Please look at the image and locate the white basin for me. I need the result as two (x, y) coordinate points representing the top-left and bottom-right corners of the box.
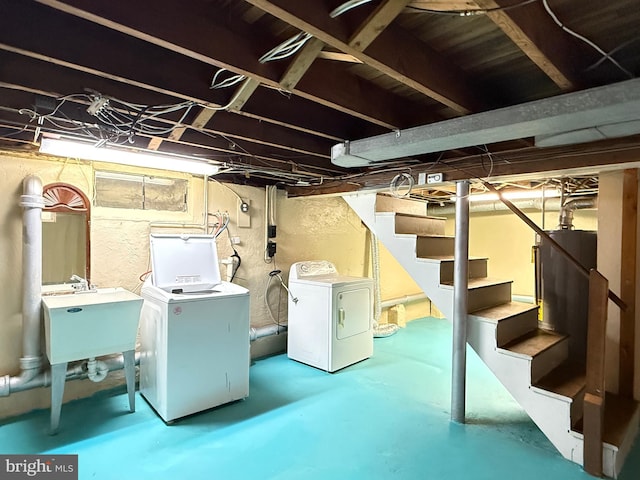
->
(42, 287), (143, 364)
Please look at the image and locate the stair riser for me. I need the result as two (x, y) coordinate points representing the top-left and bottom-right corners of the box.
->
(495, 310), (539, 348)
(571, 390), (585, 428)
(395, 216), (446, 236)
(531, 339), (569, 383)
(376, 195), (426, 215)
(439, 259), (488, 283)
(468, 283), (512, 312)
(416, 237), (454, 257)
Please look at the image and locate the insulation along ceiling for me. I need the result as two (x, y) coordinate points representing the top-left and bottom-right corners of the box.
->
(331, 78), (640, 167)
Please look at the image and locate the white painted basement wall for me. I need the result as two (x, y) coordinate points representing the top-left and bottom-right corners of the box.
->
(0, 152), (429, 420)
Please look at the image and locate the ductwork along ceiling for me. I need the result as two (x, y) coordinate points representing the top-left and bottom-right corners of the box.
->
(0, 1), (639, 196)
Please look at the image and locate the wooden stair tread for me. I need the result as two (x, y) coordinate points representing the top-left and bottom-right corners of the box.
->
(420, 255), (488, 261)
(533, 362), (586, 399)
(441, 277), (512, 289)
(416, 234), (454, 239)
(394, 212), (446, 221)
(470, 301), (537, 321)
(500, 328), (567, 358)
(573, 393), (640, 447)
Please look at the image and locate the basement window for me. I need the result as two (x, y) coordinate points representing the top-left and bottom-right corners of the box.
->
(94, 171), (188, 212)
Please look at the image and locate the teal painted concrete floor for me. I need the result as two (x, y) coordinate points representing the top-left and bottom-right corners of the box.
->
(1, 317), (639, 480)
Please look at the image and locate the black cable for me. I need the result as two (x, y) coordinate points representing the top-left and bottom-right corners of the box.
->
(230, 250), (241, 282)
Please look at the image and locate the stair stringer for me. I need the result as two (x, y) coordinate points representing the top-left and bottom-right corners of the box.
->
(467, 318), (584, 466)
(343, 193), (586, 472)
(344, 193), (454, 320)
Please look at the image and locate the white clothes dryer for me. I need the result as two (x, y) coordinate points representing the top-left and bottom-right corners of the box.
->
(287, 261), (373, 372)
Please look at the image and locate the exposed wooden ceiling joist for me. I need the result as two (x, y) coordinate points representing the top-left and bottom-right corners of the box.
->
(279, 37), (325, 92)
(0, 55), (335, 161)
(35, 0), (431, 129)
(244, 0), (484, 114)
(348, 0), (413, 51)
(473, 0), (579, 90)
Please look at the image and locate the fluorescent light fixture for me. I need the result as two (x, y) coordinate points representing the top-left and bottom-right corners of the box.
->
(39, 137), (219, 176)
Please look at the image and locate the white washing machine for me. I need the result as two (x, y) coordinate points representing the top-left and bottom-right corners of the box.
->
(287, 261), (373, 372)
(139, 234), (250, 423)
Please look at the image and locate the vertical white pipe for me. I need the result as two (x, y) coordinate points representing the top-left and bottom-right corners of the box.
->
(19, 175), (45, 379)
(452, 180), (469, 424)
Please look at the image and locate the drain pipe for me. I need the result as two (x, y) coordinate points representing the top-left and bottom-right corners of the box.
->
(86, 358), (109, 382)
(0, 176), (46, 396)
(250, 325), (287, 342)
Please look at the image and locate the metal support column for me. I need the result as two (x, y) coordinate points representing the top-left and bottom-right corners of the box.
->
(452, 180), (469, 423)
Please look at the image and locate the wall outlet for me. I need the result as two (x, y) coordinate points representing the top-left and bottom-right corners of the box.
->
(237, 199), (250, 228)
(427, 173), (444, 184)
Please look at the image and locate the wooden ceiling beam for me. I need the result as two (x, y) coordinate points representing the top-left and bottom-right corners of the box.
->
(287, 136), (640, 196)
(244, 0), (483, 114)
(279, 37), (325, 92)
(35, 0), (423, 129)
(0, 52), (334, 159)
(152, 78), (261, 151)
(349, 0), (413, 52)
(11, 2), (372, 140)
(473, 0), (580, 90)
(0, 91), (341, 173)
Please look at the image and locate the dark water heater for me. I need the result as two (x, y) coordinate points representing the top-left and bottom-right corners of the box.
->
(538, 229), (597, 365)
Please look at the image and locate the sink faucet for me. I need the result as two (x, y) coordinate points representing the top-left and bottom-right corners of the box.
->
(70, 274), (90, 292)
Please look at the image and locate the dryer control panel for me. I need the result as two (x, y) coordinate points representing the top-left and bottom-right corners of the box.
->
(290, 260), (337, 280)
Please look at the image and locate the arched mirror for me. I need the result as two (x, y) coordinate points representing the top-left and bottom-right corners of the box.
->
(42, 183), (91, 285)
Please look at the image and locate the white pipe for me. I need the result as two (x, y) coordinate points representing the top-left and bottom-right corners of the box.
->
(250, 324), (287, 342)
(380, 293), (427, 309)
(4, 176), (46, 394)
(86, 358), (109, 382)
(2, 355), (135, 395)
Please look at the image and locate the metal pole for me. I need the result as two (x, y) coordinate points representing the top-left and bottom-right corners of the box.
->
(452, 180), (469, 423)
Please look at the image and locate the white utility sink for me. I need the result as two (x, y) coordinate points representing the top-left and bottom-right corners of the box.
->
(42, 287), (144, 364)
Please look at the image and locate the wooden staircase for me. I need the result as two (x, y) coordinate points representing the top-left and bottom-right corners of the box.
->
(345, 192), (640, 478)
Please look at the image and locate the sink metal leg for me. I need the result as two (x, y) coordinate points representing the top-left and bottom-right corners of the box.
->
(50, 362), (68, 435)
(123, 350), (136, 412)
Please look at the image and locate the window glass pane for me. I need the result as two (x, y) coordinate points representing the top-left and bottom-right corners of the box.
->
(95, 171), (188, 212)
(95, 172), (144, 209)
(144, 177), (188, 212)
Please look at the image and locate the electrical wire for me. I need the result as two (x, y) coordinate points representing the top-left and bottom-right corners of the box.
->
(585, 37), (639, 74)
(407, 0), (538, 16)
(541, 0), (634, 79)
(390, 172), (415, 198)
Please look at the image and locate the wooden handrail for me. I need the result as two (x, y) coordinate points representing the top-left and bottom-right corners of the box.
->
(481, 181), (627, 311)
(583, 270), (609, 477)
